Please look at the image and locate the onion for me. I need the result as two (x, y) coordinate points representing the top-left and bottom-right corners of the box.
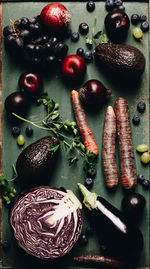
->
(79, 80), (112, 105)
(10, 186), (83, 260)
(40, 3), (71, 32)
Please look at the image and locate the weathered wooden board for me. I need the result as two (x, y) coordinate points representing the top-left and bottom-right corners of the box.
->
(1, 1), (150, 269)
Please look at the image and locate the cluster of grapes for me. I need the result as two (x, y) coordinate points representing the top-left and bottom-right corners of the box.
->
(3, 16), (69, 69)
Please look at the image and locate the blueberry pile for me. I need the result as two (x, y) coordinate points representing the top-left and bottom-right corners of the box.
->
(137, 174), (150, 189)
(105, 0), (125, 12)
(3, 16), (69, 69)
(131, 14), (149, 33)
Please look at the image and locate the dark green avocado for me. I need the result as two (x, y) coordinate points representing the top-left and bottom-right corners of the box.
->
(94, 43), (146, 78)
(16, 136), (59, 185)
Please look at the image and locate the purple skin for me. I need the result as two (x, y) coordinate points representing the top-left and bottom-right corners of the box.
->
(10, 186), (83, 260)
(105, 10), (130, 41)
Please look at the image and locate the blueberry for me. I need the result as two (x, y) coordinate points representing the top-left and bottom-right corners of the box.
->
(20, 17), (30, 29)
(3, 25), (14, 37)
(86, 1), (95, 12)
(131, 14), (140, 25)
(114, 0), (123, 7)
(34, 44), (44, 55)
(84, 51), (93, 62)
(71, 32), (79, 42)
(49, 36), (60, 47)
(118, 5), (125, 12)
(43, 42), (54, 54)
(2, 240), (10, 250)
(137, 101), (146, 113)
(31, 56), (41, 65)
(42, 35), (49, 44)
(141, 21), (149, 32)
(137, 174), (145, 183)
(85, 226), (94, 236)
(79, 234), (88, 245)
(43, 55), (57, 67)
(35, 35), (49, 45)
(76, 48), (84, 56)
(12, 126), (21, 136)
(54, 42), (68, 59)
(25, 126), (33, 136)
(105, 0), (115, 11)
(79, 22), (89, 35)
(85, 178), (93, 189)
(139, 14), (147, 22)
(132, 115), (140, 125)
(25, 43), (35, 54)
(89, 167), (97, 178)
(142, 179), (150, 188)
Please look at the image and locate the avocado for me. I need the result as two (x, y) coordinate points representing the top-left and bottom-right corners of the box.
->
(94, 44), (146, 79)
(16, 136), (59, 186)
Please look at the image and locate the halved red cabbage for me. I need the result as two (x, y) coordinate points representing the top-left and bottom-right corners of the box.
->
(10, 186), (83, 260)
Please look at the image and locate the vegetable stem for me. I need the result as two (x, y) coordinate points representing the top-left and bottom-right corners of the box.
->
(77, 183), (98, 210)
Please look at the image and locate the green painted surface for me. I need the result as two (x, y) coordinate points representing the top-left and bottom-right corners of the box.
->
(1, 1), (150, 269)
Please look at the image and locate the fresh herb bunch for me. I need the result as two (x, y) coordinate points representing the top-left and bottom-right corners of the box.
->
(0, 173), (16, 204)
(13, 95), (97, 175)
(85, 17), (109, 46)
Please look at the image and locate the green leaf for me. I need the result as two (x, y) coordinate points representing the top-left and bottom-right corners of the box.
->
(61, 141), (69, 152)
(93, 31), (102, 39)
(53, 123), (61, 130)
(68, 157), (79, 166)
(100, 33), (109, 44)
(64, 120), (72, 127)
(51, 113), (59, 120)
(85, 36), (93, 45)
(54, 103), (59, 109)
(49, 144), (60, 153)
(73, 128), (78, 136)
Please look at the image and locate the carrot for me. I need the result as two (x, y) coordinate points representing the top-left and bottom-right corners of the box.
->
(71, 90), (98, 155)
(115, 97), (137, 189)
(102, 106), (118, 188)
(72, 255), (123, 268)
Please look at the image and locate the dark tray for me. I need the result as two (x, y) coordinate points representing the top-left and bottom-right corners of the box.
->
(1, 1), (150, 268)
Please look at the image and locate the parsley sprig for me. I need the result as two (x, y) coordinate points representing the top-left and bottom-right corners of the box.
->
(13, 95), (97, 175)
(0, 173), (17, 204)
(85, 16), (109, 46)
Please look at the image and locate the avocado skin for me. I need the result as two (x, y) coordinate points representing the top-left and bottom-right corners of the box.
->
(16, 136), (59, 184)
(94, 44), (146, 78)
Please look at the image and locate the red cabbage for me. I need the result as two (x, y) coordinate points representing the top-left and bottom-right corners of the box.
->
(10, 186), (83, 260)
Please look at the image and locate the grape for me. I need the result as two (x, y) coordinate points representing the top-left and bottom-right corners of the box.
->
(141, 152), (150, 164)
(17, 134), (25, 146)
(133, 27), (143, 39)
(136, 144), (149, 153)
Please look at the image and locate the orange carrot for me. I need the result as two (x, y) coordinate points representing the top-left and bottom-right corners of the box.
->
(102, 106), (119, 188)
(71, 90), (98, 155)
(115, 97), (137, 190)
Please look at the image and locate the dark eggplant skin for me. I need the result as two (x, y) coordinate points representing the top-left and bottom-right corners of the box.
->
(94, 196), (143, 260)
(121, 193), (146, 223)
(94, 43), (146, 79)
(78, 184), (144, 263)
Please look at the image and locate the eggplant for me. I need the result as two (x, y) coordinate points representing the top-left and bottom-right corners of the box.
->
(78, 184), (143, 263)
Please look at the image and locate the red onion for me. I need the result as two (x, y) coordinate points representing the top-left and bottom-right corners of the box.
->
(40, 3), (71, 32)
(79, 80), (112, 105)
